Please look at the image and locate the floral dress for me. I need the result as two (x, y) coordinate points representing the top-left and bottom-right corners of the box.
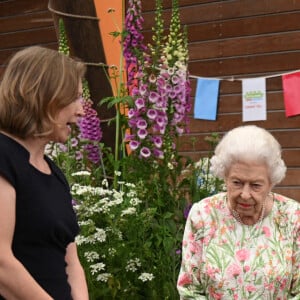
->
(177, 192), (300, 299)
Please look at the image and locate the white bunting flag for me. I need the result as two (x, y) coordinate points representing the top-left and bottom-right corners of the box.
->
(242, 78), (266, 122)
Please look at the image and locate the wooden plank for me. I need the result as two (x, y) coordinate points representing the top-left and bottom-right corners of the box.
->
(0, 43), (58, 66)
(143, 11), (300, 44)
(0, 66), (5, 79)
(0, 0), (48, 17)
(283, 150), (300, 167)
(280, 169), (300, 185)
(142, 0), (300, 29)
(186, 111), (300, 133)
(188, 52), (300, 77)
(185, 11), (300, 43)
(142, 0), (214, 11)
(0, 27), (57, 49)
(273, 188), (300, 201)
(189, 31), (300, 60)
(0, 11), (54, 33)
(178, 151), (300, 169)
(0, 49), (16, 65)
(179, 147), (300, 165)
(178, 130), (300, 152)
(273, 130), (300, 148)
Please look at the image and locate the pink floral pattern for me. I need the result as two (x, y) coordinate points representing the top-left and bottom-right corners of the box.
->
(177, 193), (300, 299)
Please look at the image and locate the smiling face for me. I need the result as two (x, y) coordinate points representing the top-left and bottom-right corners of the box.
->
(225, 160), (272, 224)
(50, 82), (84, 143)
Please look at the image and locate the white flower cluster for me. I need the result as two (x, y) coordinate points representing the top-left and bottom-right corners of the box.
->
(71, 171), (91, 176)
(93, 228), (107, 242)
(84, 251), (99, 263)
(138, 272), (155, 282)
(90, 262), (106, 275)
(108, 247), (117, 256)
(71, 183), (105, 197)
(105, 226), (123, 240)
(121, 207), (137, 216)
(71, 176), (154, 288)
(125, 258), (142, 272)
(96, 273), (112, 282)
(75, 227), (107, 246)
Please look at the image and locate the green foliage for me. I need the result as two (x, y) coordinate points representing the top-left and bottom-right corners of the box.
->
(58, 18), (70, 55)
(54, 5), (225, 300)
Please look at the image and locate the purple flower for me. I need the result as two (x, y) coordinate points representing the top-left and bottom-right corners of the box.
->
(84, 144), (100, 164)
(176, 126), (184, 135)
(149, 74), (156, 83)
(153, 148), (164, 158)
(171, 75), (180, 84)
(137, 128), (148, 139)
(78, 99), (102, 142)
(123, 0), (147, 88)
(71, 138), (78, 147)
(168, 91), (177, 99)
(75, 151), (83, 160)
(129, 140), (140, 150)
(123, 0), (191, 160)
(176, 249), (181, 255)
(152, 136), (163, 148)
(184, 203), (192, 219)
(128, 108), (137, 118)
(128, 118), (138, 128)
(77, 99), (102, 164)
(136, 118), (147, 129)
(156, 116), (166, 128)
(147, 109), (158, 120)
(149, 91), (159, 103)
(140, 147), (151, 158)
(135, 98), (145, 110)
(59, 143), (67, 152)
(139, 84), (148, 96)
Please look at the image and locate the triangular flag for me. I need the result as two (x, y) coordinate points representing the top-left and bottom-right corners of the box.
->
(194, 78), (220, 120)
(242, 78), (266, 122)
(282, 72), (300, 117)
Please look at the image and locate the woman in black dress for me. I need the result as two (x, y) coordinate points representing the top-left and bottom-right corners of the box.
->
(0, 46), (89, 299)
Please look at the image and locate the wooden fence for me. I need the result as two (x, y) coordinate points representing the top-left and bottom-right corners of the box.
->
(142, 0), (300, 200)
(1, 0), (300, 199)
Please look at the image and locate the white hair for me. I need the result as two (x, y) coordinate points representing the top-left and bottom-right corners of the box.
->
(210, 125), (286, 186)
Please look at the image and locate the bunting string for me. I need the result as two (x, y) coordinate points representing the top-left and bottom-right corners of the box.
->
(190, 68), (300, 120)
(48, 4), (100, 21)
(189, 68), (300, 81)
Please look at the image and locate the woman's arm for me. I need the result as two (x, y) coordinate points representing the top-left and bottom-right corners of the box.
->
(177, 203), (207, 299)
(0, 176), (53, 299)
(290, 220), (300, 299)
(65, 242), (89, 300)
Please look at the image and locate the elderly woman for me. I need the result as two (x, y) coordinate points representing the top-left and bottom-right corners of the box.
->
(177, 125), (300, 299)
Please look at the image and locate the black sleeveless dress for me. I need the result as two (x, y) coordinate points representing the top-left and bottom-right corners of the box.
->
(0, 133), (79, 300)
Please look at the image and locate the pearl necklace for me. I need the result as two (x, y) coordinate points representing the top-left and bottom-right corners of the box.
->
(228, 197), (266, 226)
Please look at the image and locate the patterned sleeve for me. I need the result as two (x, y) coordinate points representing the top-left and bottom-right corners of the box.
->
(177, 202), (207, 299)
(290, 212), (300, 299)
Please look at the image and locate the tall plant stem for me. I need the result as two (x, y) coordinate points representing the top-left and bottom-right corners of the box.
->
(113, 0), (126, 189)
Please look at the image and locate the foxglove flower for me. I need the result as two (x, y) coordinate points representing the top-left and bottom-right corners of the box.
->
(140, 147), (151, 158)
(78, 99), (102, 164)
(125, 0), (191, 159)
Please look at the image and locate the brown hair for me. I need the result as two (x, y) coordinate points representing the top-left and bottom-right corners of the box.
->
(0, 46), (86, 138)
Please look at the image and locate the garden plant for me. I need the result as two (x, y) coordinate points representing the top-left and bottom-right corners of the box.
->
(48, 0), (224, 299)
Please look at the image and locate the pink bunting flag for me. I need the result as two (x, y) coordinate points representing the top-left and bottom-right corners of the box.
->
(282, 71), (300, 117)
